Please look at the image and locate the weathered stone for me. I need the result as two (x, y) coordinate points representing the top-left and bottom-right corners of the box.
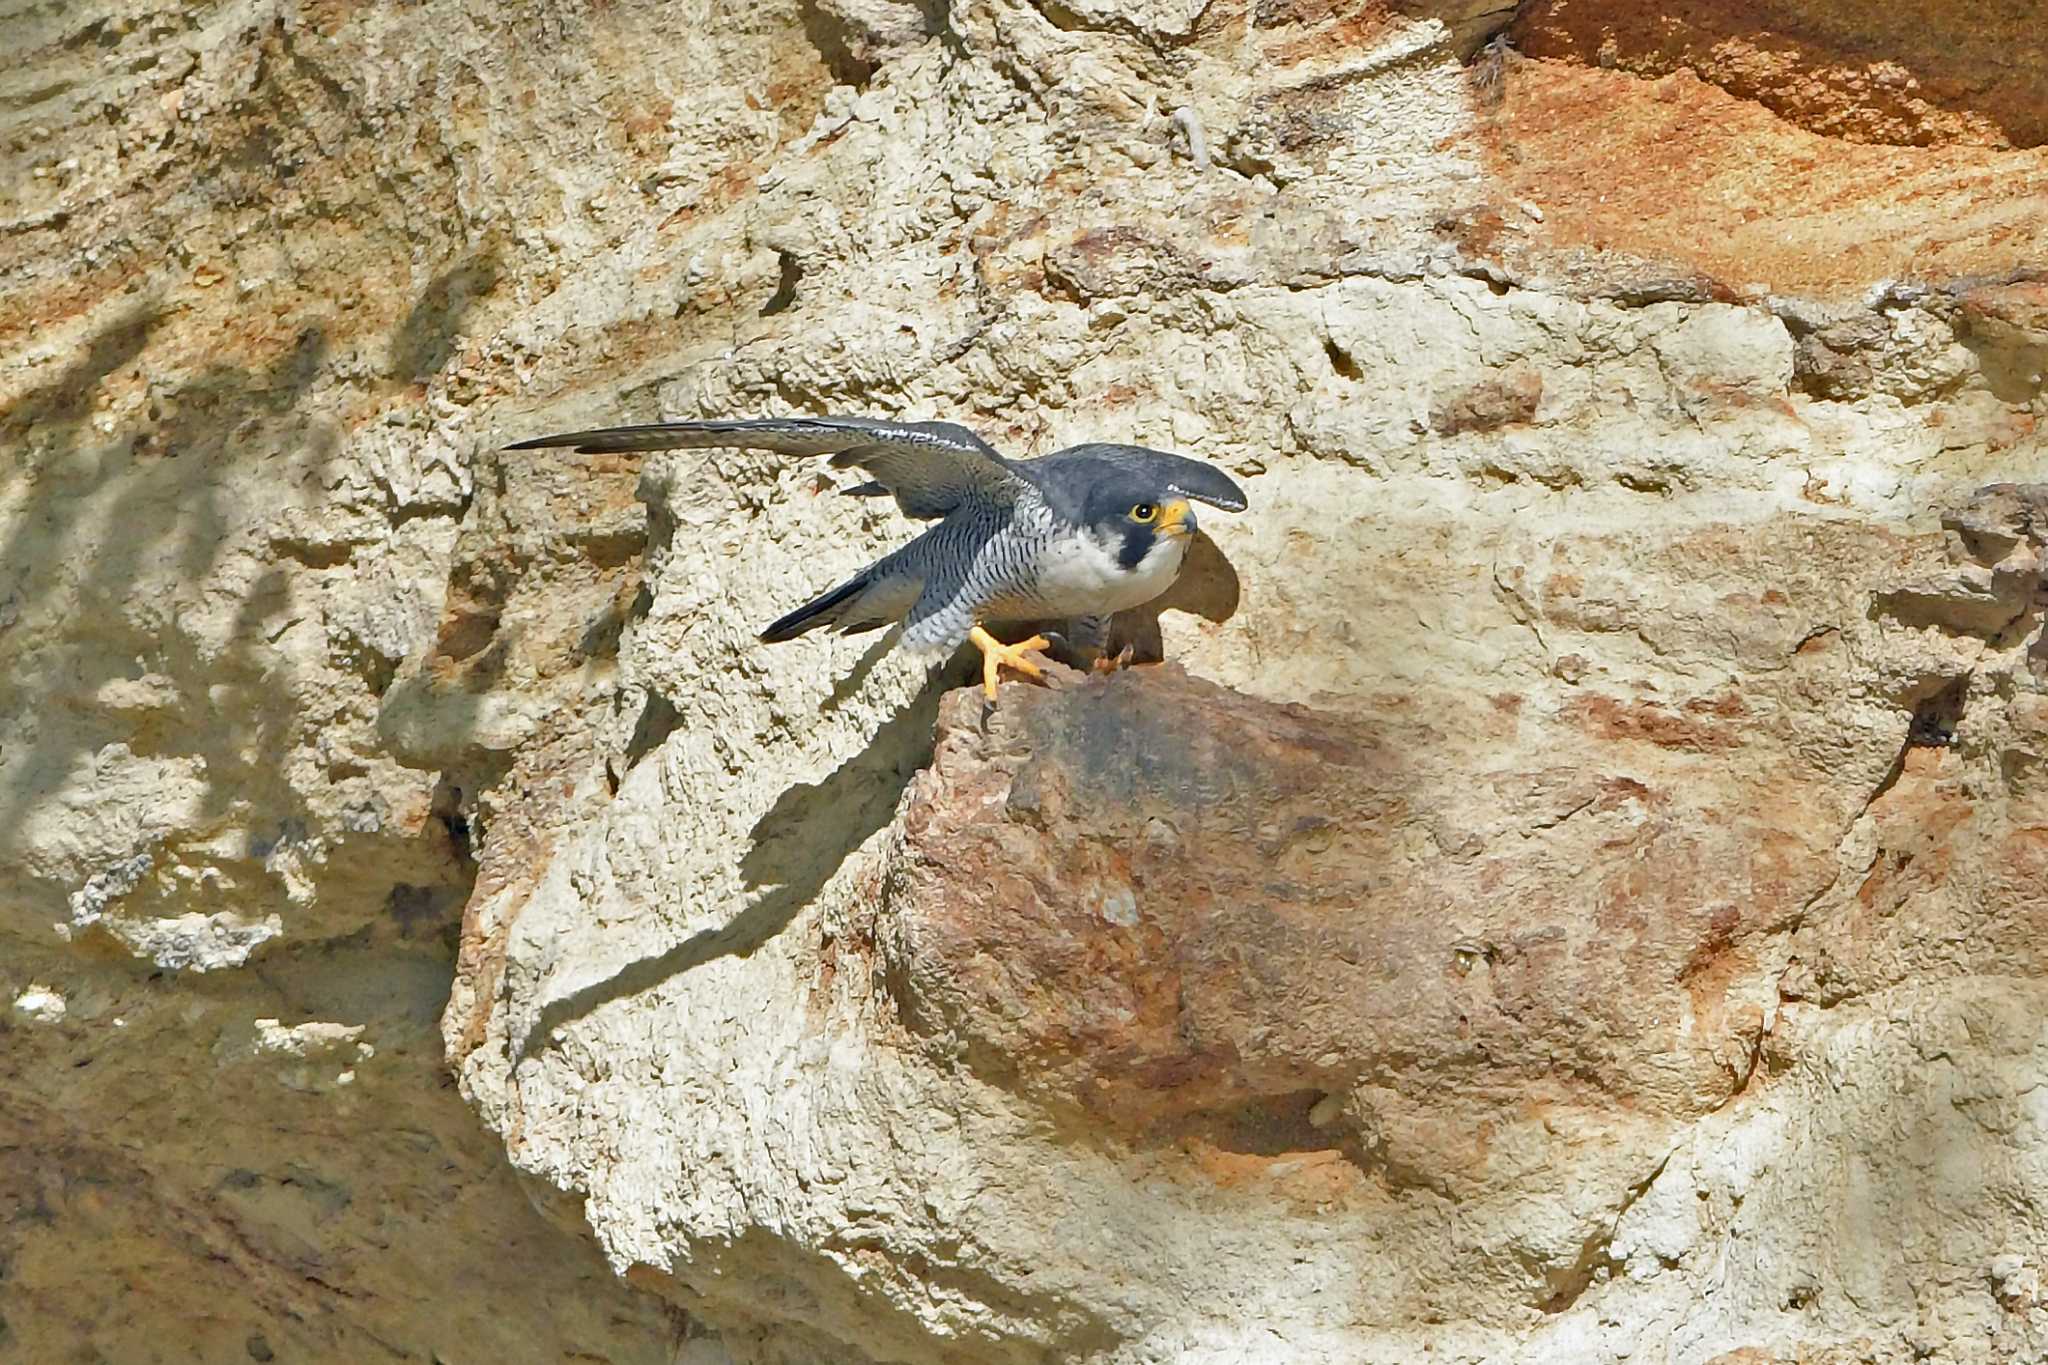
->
(1513, 0), (2048, 149)
(5, 0), (2047, 1361)
(888, 666), (1828, 1159)
(1431, 361), (1545, 433)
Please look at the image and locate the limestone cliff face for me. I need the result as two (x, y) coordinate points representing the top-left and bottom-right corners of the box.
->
(2, 1), (2044, 1362)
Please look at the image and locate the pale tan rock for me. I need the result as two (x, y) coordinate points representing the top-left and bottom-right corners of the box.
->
(3, 0), (2046, 1361)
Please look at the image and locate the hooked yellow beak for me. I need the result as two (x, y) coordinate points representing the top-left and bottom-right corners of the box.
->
(1156, 498), (1195, 538)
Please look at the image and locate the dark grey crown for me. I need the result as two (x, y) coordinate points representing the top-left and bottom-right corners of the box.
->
(1023, 443), (1248, 522)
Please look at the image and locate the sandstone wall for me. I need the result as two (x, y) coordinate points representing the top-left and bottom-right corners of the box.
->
(3, 1), (2045, 1362)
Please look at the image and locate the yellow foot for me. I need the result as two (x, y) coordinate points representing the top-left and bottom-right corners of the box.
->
(969, 625), (1052, 701)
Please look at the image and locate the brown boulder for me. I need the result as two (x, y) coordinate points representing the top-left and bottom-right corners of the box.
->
(882, 665), (1837, 1195)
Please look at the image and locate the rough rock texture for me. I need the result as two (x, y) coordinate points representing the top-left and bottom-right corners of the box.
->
(1511, 0), (2048, 149)
(3, 0), (2046, 1361)
(0, 0), (698, 1356)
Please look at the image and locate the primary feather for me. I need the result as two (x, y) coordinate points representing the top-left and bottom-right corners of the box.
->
(506, 416), (1021, 520)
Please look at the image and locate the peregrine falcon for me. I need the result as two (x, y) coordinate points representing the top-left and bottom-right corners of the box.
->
(506, 416), (1248, 698)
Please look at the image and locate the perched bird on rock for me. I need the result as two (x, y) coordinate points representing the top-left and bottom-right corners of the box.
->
(506, 416), (1248, 698)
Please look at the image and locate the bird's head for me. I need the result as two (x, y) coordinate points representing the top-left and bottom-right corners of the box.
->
(1057, 445), (1249, 574)
(1081, 479), (1198, 572)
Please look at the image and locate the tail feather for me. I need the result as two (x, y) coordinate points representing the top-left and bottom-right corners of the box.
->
(758, 567), (917, 643)
(759, 572), (870, 643)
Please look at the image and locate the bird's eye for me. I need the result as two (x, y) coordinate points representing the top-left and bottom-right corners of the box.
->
(1129, 503), (1157, 523)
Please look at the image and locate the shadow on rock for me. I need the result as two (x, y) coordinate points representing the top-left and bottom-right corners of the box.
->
(386, 253), (501, 385)
(521, 665), (958, 1056)
(0, 311), (339, 866)
(1109, 528), (1241, 664)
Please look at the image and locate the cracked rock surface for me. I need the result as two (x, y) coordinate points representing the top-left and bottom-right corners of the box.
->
(3, 0), (2046, 1361)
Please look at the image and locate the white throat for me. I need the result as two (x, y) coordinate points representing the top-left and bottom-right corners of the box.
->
(1031, 527), (1189, 616)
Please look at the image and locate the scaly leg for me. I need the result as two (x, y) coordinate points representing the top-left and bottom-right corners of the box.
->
(968, 625), (1052, 701)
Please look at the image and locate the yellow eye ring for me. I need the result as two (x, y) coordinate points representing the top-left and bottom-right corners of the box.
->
(1129, 502), (1157, 523)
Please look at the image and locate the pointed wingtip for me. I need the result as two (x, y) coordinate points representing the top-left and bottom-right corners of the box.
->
(1168, 473), (1249, 514)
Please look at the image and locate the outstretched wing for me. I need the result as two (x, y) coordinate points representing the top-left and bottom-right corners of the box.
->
(505, 416), (1022, 520)
(1150, 454), (1248, 512)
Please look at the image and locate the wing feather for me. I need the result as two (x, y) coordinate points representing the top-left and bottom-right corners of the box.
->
(505, 416), (1019, 519)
